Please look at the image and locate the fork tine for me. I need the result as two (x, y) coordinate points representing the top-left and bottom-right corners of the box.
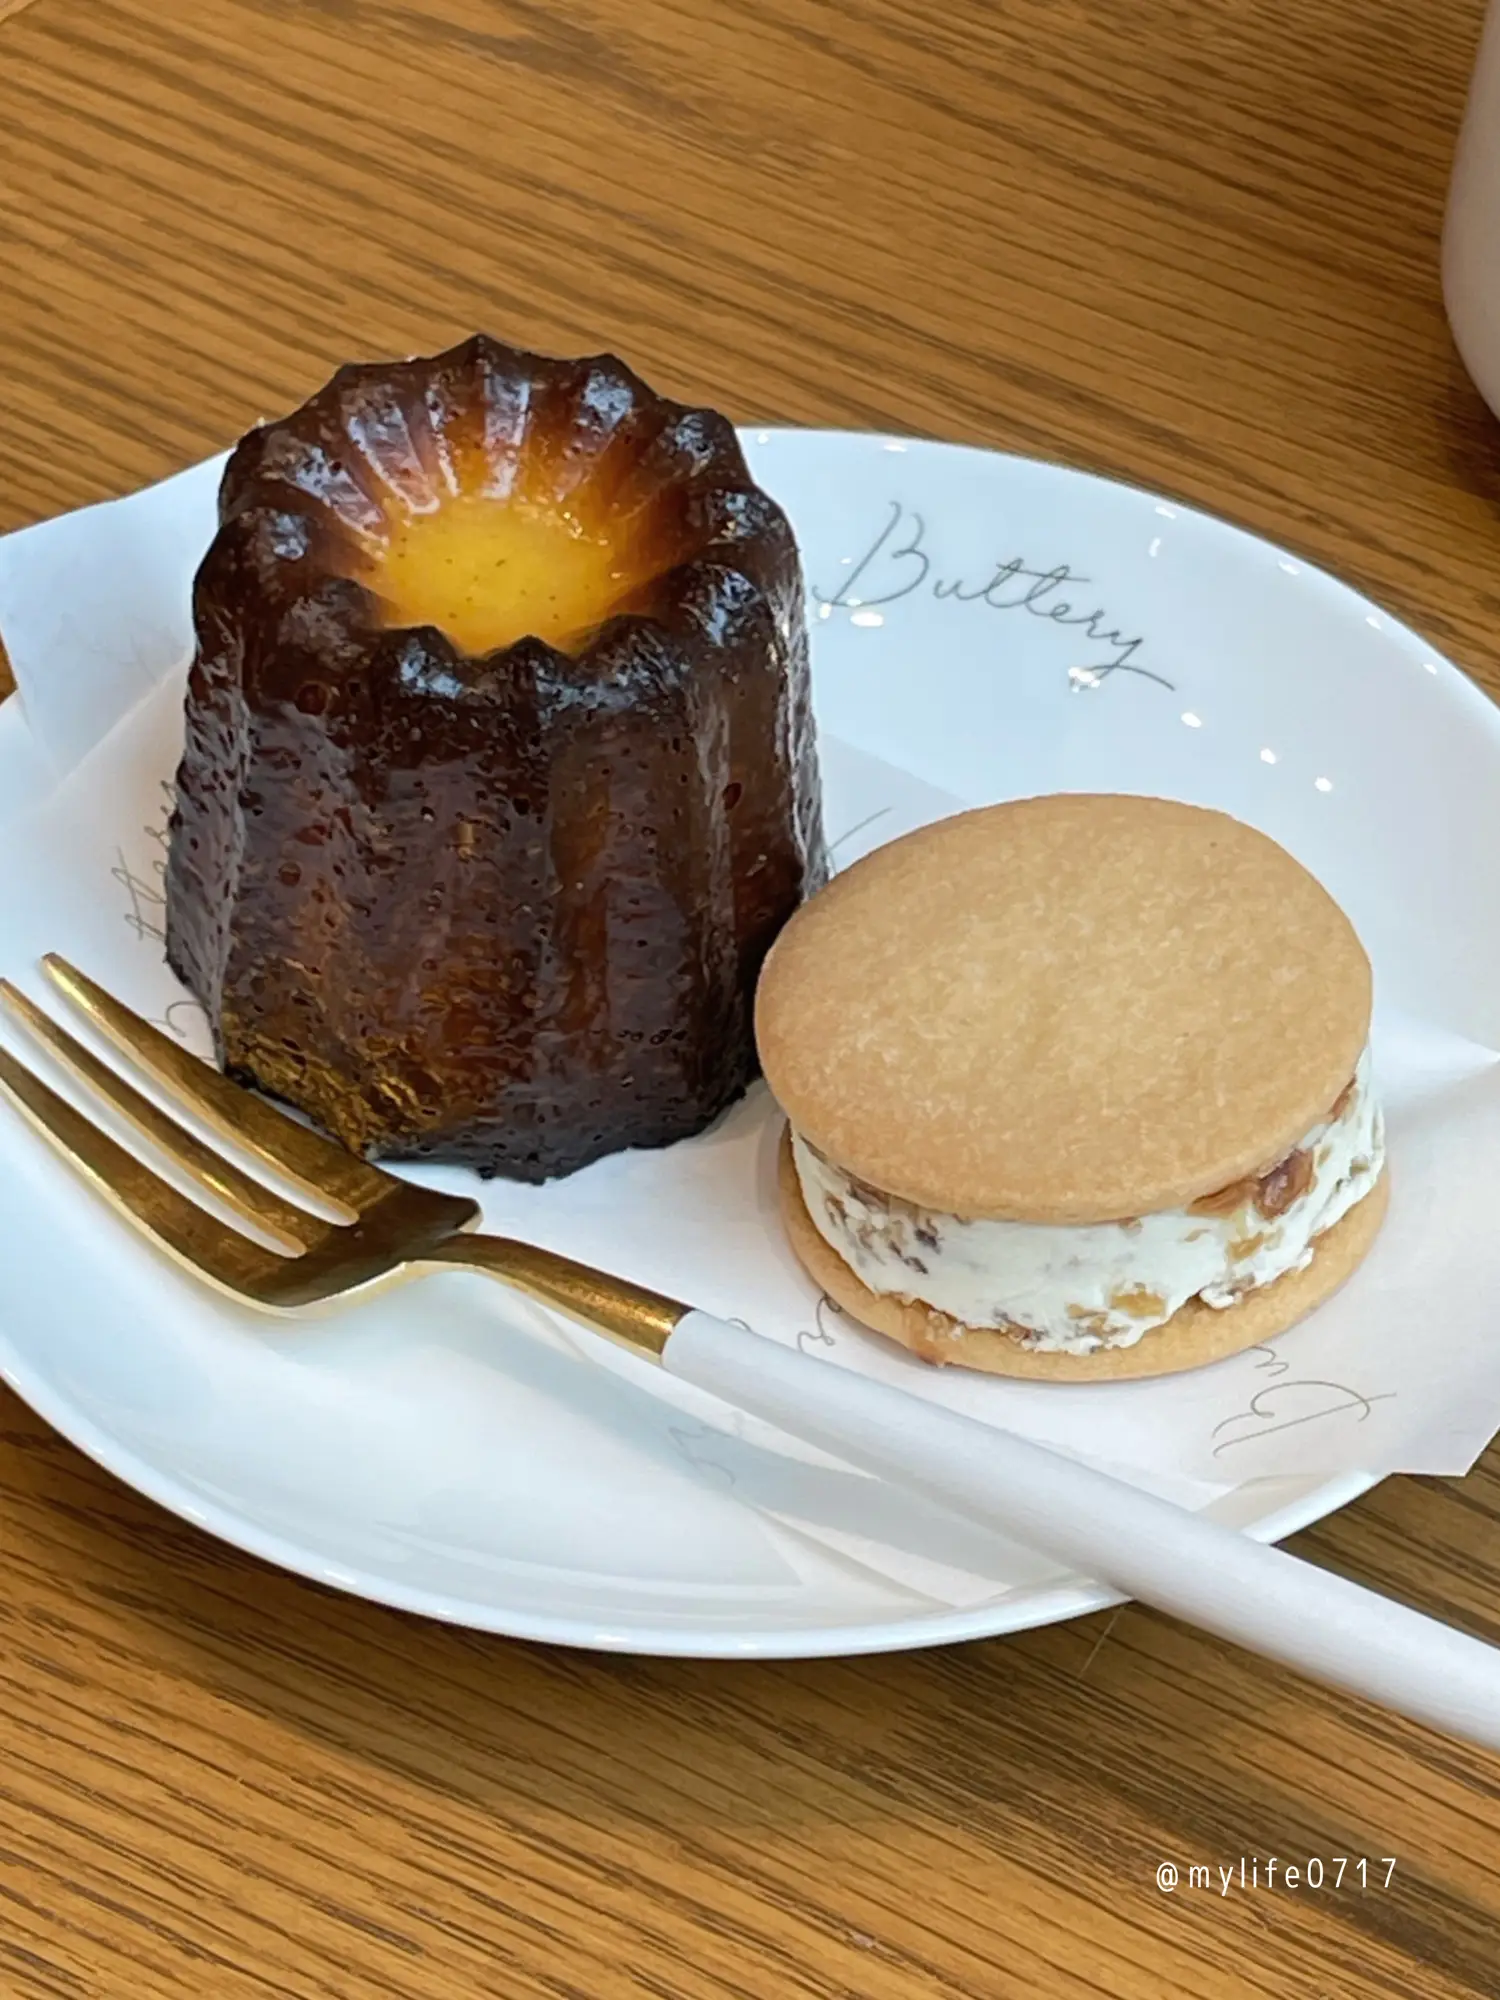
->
(0, 1043), (290, 1298)
(42, 956), (387, 1213)
(0, 981), (316, 1252)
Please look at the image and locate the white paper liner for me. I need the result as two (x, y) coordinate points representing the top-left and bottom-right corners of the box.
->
(2, 451), (1499, 1615)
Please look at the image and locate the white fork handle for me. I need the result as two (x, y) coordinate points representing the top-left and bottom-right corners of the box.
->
(663, 1313), (1500, 1750)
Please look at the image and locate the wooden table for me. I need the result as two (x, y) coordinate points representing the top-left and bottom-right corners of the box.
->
(2, 1), (1498, 1993)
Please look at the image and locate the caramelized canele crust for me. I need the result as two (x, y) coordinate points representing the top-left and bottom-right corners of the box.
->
(165, 335), (827, 1180)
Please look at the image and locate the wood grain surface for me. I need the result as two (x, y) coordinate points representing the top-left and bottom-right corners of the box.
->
(1, 1), (1498, 1995)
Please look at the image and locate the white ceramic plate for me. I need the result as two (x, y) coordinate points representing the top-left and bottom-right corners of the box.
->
(7, 428), (1500, 1657)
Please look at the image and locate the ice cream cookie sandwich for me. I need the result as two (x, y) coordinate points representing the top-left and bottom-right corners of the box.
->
(755, 795), (1387, 1381)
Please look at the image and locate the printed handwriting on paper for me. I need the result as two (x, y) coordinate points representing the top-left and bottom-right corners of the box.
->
(829, 807), (893, 866)
(1209, 1347), (1395, 1459)
(111, 777), (209, 1046)
(796, 1295), (844, 1356)
(668, 1424), (737, 1488)
(153, 999), (207, 1045)
(112, 846), (166, 946)
(816, 501), (1173, 690)
(114, 777), (176, 945)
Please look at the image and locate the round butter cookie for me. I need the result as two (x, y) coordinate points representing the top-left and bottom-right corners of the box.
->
(757, 796), (1387, 1378)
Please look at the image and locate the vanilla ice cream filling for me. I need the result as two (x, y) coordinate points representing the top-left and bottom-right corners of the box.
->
(791, 1050), (1384, 1354)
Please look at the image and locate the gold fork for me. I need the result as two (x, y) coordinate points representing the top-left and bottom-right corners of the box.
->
(2, 955), (1498, 1746)
(0, 956), (686, 1351)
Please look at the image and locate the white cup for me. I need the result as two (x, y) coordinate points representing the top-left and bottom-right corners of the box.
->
(1447, 7), (1500, 418)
